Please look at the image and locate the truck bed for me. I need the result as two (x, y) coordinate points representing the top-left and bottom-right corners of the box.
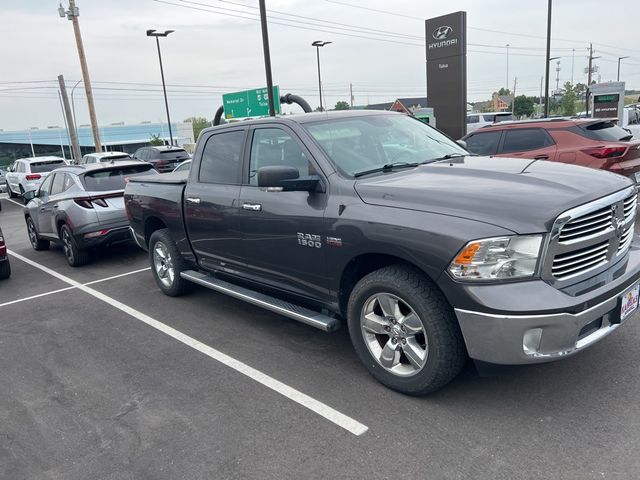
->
(128, 171), (188, 185)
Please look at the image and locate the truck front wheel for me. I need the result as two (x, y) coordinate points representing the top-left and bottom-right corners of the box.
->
(347, 265), (466, 395)
(149, 228), (193, 297)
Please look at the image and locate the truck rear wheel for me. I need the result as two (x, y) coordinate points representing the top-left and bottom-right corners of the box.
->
(347, 265), (466, 395)
(149, 228), (193, 297)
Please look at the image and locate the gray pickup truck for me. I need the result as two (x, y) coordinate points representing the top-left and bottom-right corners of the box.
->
(125, 110), (640, 395)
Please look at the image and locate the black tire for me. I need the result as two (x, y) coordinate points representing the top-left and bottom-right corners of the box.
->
(60, 224), (89, 267)
(0, 259), (10, 280)
(347, 265), (466, 395)
(26, 217), (50, 251)
(148, 228), (193, 297)
(7, 182), (17, 198)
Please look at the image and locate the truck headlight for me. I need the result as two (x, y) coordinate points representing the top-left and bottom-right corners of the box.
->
(448, 235), (543, 281)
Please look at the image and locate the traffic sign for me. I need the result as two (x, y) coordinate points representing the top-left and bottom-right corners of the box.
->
(222, 86), (281, 119)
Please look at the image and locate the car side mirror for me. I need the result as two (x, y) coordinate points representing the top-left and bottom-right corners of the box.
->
(22, 189), (37, 202)
(257, 166), (321, 192)
(456, 139), (468, 149)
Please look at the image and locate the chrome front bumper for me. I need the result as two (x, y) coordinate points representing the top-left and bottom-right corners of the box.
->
(455, 286), (632, 365)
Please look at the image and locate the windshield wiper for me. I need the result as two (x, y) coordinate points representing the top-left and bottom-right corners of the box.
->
(353, 161), (419, 177)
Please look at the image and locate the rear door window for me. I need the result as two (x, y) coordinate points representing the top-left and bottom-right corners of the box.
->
(198, 130), (246, 184)
(30, 160), (65, 173)
(82, 164), (155, 191)
(501, 128), (554, 154)
(464, 131), (502, 155)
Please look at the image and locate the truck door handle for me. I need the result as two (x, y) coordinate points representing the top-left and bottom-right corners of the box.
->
(53, 204), (59, 209)
(534, 154), (549, 160)
(242, 203), (262, 211)
(186, 197), (201, 205)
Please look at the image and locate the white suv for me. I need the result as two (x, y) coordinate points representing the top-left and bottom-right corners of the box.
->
(5, 156), (66, 199)
(79, 151), (131, 164)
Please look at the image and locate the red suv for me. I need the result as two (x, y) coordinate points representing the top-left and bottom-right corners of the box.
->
(462, 118), (640, 180)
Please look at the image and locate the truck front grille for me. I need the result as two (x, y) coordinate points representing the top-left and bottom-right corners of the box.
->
(546, 187), (637, 283)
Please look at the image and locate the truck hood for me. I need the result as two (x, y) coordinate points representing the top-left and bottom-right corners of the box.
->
(354, 156), (633, 234)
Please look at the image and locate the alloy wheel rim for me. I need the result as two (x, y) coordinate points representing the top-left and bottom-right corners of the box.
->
(62, 230), (74, 263)
(27, 220), (38, 247)
(360, 293), (428, 377)
(153, 241), (175, 288)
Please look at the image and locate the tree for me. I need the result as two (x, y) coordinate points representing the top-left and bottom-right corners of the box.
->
(149, 134), (164, 146)
(561, 82), (577, 116)
(334, 101), (350, 110)
(184, 116), (211, 141)
(498, 88), (511, 96)
(513, 95), (535, 117)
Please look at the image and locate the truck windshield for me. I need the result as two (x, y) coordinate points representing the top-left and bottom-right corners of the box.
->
(304, 114), (468, 177)
(82, 165), (155, 191)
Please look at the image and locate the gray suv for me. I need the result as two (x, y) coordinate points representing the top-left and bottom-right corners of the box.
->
(23, 161), (156, 266)
(131, 146), (190, 173)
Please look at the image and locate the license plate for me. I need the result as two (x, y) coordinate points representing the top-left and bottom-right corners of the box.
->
(620, 283), (640, 322)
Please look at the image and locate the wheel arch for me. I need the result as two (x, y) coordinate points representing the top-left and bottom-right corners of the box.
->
(338, 252), (442, 318)
(144, 216), (168, 247)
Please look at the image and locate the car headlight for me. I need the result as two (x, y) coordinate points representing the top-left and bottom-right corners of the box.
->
(448, 235), (543, 281)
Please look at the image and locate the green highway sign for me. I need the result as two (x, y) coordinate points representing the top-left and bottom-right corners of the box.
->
(222, 86), (281, 119)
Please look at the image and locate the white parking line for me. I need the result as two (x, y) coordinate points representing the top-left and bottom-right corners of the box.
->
(7, 250), (369, 436)
(2, 197), (25, 208)
(0, 265), (151, 308)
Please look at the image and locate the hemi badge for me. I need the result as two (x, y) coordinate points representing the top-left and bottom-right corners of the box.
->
(326, 237), (343, 247)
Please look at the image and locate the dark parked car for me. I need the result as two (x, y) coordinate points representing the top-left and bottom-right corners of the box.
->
(23, 161), (157, 266)
(131, 146), (190, 173)
(125, 110), (640, 395)
(0, 226), (11, 279)
(462, 118), (640, 181)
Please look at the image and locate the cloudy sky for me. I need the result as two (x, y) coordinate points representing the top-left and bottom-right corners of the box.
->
(1, 0), (639, 131)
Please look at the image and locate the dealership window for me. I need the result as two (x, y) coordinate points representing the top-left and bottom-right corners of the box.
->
(464, 131), (502, 156)
(501, 128), (553, 154)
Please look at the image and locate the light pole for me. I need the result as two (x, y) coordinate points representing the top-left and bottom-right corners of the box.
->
(147, 29), (175, 146)
(546, 56), (560, 117)
(543, 0), (553, 118)
(312, 41), (331, 111)
(617, 56), (630, 82)
(506, 43), (510, 89)
(70, 79), (82, 134)
(58, 0), (102, 152)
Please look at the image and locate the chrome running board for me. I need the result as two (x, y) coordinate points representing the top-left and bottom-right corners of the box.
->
(180, 270), (341, 332)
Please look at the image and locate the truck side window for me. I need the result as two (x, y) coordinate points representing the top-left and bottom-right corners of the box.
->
(198, 130), (245, 184)
(248, 128), (310, 185)
(465, 131), (501, 156)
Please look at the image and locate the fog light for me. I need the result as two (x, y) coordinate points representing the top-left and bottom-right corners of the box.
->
(523, 328), (543, 355)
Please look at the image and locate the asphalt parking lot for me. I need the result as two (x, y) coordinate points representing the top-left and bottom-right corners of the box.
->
(2, 194), (640, 480)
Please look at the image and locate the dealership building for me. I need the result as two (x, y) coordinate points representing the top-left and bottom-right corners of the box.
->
(0, 122), (194, 165)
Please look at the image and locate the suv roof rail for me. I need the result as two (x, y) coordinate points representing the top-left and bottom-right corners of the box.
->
(479, 117), (573, 128)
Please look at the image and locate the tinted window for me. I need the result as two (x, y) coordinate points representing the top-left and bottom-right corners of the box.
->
(63, 174), (75, 191)
(50, 173), (66, 195)
(30, 160), (65, 173)
(501, 128), (553, 154)
(465, 131), (502, 156)
(578, 121), (633, 141)
(134, 148), (146, 160)
(198, 131), (245, 184)
(160, 149), (190, 160)
(39, 175), (54, 196)
(494, 114), (513, 123)
(103, 155), (130, 162)
(249, 128), (310, 185)
(467, 115), (480, 124)
(82, 165), (155, 191)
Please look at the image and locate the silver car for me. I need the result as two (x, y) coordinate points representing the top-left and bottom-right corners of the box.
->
(23, 161), (157, 266)
(79, 151), (132, 165)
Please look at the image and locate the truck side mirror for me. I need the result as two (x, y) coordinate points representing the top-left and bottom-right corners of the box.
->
(257, 166), (321, 192)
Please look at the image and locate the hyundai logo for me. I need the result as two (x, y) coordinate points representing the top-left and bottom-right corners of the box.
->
(432, 25), (453, 40)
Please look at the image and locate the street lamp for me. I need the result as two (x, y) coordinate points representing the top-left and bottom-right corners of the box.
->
(544, 56), (560, 118)
(70, 79), (82, 135)
(312, 41), (331, 111)
(147, 29), (175, 146)
(618, 56), (630, 82)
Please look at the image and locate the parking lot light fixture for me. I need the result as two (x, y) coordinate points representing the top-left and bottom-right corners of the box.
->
(312, 41), (332, 112)
(147, 29), (175, 146)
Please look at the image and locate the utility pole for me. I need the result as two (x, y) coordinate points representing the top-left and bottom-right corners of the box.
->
(258, 0), (276, 117)
(586, 44), (594, 116)
(539, 76), (543, 117)
(555, 60), (561, 91)
(59, 0), (102, 152)
(571, 48), (575, 85)
(350, 83), (354, 107)
(506, 44), (510, 89)
(57, 90), (72, 159)
(58, 75), (82, 163)
(543, 0), (552, 118)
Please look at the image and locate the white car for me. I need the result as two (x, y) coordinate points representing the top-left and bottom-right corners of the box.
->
(4, 156), (66, 199)
(79, 151), (132, 165)
(466, 111), (514, 134)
